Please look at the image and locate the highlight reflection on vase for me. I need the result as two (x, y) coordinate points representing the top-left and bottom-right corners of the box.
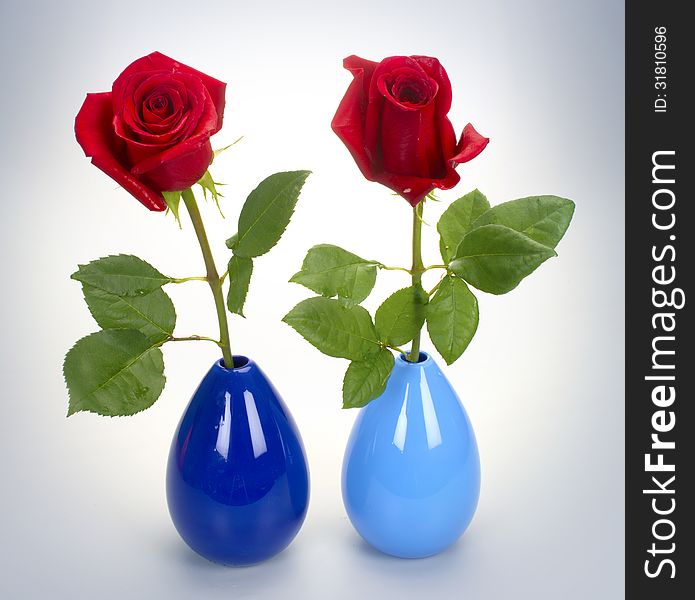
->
(167, 357), (309, 566)
(342, 352), (480, 558)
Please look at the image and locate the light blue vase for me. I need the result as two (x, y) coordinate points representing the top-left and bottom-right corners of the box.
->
(342, 352), (480, 558)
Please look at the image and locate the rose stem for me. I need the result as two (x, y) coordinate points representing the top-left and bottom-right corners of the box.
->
(181, 188), (234, 368)
(407, 201), (424, 363)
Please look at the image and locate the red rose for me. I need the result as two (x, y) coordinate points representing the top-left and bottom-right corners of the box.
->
(75, 52), (226, 211)
(331, 55), (489, 207)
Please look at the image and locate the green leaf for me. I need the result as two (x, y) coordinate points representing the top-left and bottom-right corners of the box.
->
(71, 255), (172, 297)
(437, 189), (490, 262)
(225, 233), (238, 249)
(471, 195), (575, 249)
(374, 286), (428, 346)
(342, 349), (395, 409)
(450, 224), (556, 294)
(427, 275), (479, 365)
(226, 255), (253, 316)
(289, 244), (378, 304)
(82, 285), (176, 344)
(231, 170), (311, 258)
(162, 191), (182, 227)
(64, 329), (165, 417)
(282, 296), (380, 360)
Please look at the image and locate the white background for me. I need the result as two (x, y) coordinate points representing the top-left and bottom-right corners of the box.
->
(0, 0), (624, 598)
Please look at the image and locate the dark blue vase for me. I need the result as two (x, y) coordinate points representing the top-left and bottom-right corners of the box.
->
(166, 357), (309, 565)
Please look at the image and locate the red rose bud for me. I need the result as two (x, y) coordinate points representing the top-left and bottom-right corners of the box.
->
(332, 55), (489, 207)
(75, 52), (226, 211)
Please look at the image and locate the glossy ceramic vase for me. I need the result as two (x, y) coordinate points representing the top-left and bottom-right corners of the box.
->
(166, 356), (309, 565)
(342, 352), (480, 558)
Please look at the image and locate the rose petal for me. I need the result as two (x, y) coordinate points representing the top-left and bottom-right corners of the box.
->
(117, 71), (216, 166)
(332, 54), (488, 207)
(74, 92), (166, 211)
(412, 56), (452, 114)
(370, 56), (449, 182)
(113, 52), (225, 131)
(364, 57), (422, 160)
(412, 56), (457, 162)
(373, 158), (461, 206)
(377, 66), (438, 110)
(130, 89), (218, 185)
(114, 70), (189, 130)
(331, 55), (379, 181)
(379, 98), (445, 179)
(117, 94), (191, 146)
(141, 86), (185, 126)
(141, 106), (185, 133)
(115, 111), (190, 149)
(451, 123), (490, 164)
(120, 74), (192, 142)
(140, 140), (214, 191)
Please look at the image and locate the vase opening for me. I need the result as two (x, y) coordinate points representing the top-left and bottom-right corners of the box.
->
(398, 351), (430, 365)
(217, 355), (250, 370)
